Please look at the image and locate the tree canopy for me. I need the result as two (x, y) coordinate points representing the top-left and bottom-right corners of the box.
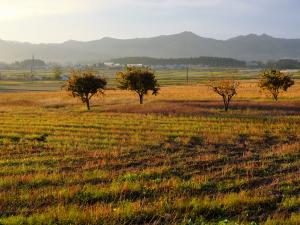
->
(259, 69), (295, 101)
(64, 69), (107, 110)
(116, 67), (159, 104)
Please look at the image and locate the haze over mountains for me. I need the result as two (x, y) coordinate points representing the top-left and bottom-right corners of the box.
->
(0, 32), (300, 64)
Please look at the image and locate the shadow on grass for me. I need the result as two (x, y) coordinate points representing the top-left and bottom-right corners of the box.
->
(95, 99), (300, 117)
(162, 100), (300, 115)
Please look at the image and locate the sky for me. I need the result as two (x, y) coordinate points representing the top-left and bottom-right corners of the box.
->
(0, 0), (299, 43)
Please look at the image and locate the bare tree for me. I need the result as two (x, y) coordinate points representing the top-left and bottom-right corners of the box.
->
(209, 79), (239, 111)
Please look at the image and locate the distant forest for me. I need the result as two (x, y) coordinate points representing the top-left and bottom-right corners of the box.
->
(266, 59), (300, 69)
(112, 57), (300, 69)
(112, 57), (247, 68)
(1, 57), (300, 70)
(0, 59), (47, 70)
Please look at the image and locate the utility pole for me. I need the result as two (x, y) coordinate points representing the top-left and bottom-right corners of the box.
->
(186, 65), (189, 84)
(31, 54), (35, 80)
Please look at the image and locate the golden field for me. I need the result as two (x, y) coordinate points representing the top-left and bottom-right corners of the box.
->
(0, 81), (299, 224)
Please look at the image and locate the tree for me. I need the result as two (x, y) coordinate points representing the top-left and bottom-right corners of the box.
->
(116, 67), (159, 104)
(259, 69), (295, 101)
(209, 79), (239, 111)
(53, 66), (63, 80)
(64, 69), (107, 110)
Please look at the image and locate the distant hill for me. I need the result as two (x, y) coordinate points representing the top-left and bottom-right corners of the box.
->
(0, 32), (300, 63)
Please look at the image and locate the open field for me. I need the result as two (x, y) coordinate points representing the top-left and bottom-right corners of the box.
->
(1, 68), (299, 92)
(0, 81), (300, 224)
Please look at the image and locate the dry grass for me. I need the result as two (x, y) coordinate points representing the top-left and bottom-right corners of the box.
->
(0, 81), (299, 224)
(1, 81), (299, 112)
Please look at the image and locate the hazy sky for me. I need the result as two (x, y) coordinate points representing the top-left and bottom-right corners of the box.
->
(0, 0), (299, 43)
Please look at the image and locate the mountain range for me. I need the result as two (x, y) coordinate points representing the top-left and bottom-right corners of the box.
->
(0, 32), (300, 63)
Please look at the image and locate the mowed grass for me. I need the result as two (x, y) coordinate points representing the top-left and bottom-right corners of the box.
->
(0, 82), (300, 224)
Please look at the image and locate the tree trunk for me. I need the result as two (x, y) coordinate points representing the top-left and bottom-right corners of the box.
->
(86, 99), (90, 110)
(223, 96), (229, 111)
(139, 94), (144, 104)
(224, 103), (229, 111)
(272, 89), (279, 101)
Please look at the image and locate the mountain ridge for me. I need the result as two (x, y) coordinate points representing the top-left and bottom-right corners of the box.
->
(0, 32), (300, 63)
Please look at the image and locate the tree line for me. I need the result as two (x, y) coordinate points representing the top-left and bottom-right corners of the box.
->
(113, 57), (300, 69)
(266, 59), (300, 69)
(112, 57), (247, 68)
(64, 67), (295, 111)
(0, 59), (47, 70)
(1, 57), (300, 71)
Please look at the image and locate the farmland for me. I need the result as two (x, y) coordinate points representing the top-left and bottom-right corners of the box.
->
(2, 67), (300, 91)
(0, 69), (300, 224)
